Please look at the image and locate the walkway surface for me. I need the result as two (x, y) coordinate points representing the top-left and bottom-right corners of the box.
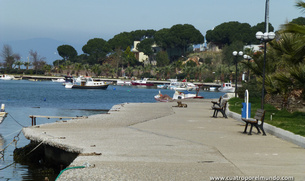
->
(22, 99), (305, 181)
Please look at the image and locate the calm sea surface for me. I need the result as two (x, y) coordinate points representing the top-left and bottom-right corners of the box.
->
(0, 80), (224, 180)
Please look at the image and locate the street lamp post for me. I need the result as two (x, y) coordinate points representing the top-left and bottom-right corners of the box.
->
(243, 55), (252, 82)
(232, 51), (243, 98)
(255, 31), (275, 109)
(255, 0), (275, 109)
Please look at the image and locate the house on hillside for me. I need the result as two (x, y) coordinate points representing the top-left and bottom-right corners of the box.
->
(131, 41), (161, 65)
(131, 41), (148, 63)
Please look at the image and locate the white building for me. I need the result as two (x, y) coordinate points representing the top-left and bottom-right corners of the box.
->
(131, 41), (149, 63)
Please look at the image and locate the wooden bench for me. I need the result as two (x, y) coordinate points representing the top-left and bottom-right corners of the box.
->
(211, 96), (222, 108)
(212, 101), (227, 118)
(173, 101), (187, 108)
(242, 109), (266, 135)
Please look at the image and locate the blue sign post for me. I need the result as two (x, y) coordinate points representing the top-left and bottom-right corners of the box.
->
(241, 90), (251, 119)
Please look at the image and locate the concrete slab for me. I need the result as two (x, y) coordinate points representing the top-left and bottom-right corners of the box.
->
(22, 100), (305, 180)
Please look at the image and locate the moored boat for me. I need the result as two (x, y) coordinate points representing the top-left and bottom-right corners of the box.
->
(131, 78), (154, 86)
(173, 90), (204, 100)
(168, 79), (197, 91)
(0, 74), (14, 80)
(52, 78), (65, 83)
(219, 83), (235, 93)
(154, 91), (173, 102)
(117, 79), (131, 86)
(65, 76), (109, 89)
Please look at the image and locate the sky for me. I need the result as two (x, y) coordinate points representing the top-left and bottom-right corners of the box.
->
(0, 0), (304, 62)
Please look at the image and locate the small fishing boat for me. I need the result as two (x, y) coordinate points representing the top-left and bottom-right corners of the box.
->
(168, 79), (197, 91)
(0, 74), (14, 80)
(65, 76), (109, 89)
(173, 90), (204, 100)
(131, 78), (154, 86)
(154, 91), (173, 102)
(209, 87), (217, 91)
(52, 78), (65, 83)
(117, 79), (131, 86)
(0, 104), (8, 124)
(219, 83), (235, 93)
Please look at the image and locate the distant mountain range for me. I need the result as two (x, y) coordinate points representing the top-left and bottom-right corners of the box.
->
(0, 38), (83, 65)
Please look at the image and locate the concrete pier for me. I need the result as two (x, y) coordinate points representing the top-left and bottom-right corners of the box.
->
(22, 100), (305, 180)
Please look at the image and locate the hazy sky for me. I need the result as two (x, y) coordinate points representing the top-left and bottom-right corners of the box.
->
(0, 0), (303, 46)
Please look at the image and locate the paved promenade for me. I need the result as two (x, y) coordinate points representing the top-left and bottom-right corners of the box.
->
(22, 99), (305, 180)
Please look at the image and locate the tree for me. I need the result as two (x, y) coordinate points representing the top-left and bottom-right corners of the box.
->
(24, 61), (31, 70)
(156, 51), (170, 67)
(108, 32), (133, 51)
(91, 64), (101, 76)
(290, 17), (305, 25)
(206, 21), (274, 47)
(14, 61), (23, 70)
(74, 63), (83, 76)
(1, 45), (20, 69)
(123, 46), (138, 67)
(82, 38), (111, 65)
(167, 24), (204, 56)
(125, 66), (133, 78)
(29, 50), (46, 74)
(57, 45), (77, 61)
(154, 28), (171, 50)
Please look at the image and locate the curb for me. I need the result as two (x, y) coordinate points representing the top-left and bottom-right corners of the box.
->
(226, 107), (305, 149)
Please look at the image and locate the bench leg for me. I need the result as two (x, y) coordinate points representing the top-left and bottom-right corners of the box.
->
(243, 122), (249, 134)
(258, 125), (266, 136)
(254, 125), (261, 134)
(221, 110), (227, 118)
(248, 124), (254, 135)
(213, 109), (217, 117)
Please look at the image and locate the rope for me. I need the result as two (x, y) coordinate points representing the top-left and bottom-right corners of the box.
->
(0, 162), (15, 171)
(8, 113), (26, 127)
(0, 130), (22, 159)
(55, 166), (85, 180)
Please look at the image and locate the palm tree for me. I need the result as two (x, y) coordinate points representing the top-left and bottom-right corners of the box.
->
(125, 66), (133, 78)
(43, 65), (52, 75)
(65, 60), (73, 75)
(101, 63), (112, 78)
(24, 62), (31, 70)
(91, 64), (100, 76)
(74, 63), (83, 76)
(84, 64), (91, 76)
(14, 61), (24, 70)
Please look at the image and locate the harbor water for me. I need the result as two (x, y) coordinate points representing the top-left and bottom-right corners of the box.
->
(0, 80), (224, 180)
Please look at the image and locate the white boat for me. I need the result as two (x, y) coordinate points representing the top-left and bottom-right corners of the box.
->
(219, 83), (235, 93)
(169, 81), (198, 91)
(173, 90), (204, 100)
(210, 87), (217, 91)
(117, 79), (131, 86)
(0, 104), (8, 124)
(0, 74), (14, 80)
(131, 78), (154, 86)
(65, 76), (109, 89)
(157, 84), (169, 89)
(52, 78), (65, 83)
(154, 91), (173, 102)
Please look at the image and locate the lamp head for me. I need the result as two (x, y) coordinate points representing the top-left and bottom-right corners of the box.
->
(256, 31), (264, 40)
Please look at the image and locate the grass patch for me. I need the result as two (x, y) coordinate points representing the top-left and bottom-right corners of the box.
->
(228, 97), (305, 137)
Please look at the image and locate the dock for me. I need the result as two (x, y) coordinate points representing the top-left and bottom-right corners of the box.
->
(22, 100), (305, 180)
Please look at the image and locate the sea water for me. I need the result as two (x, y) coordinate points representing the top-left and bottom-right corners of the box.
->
(0, 80), (224, 180)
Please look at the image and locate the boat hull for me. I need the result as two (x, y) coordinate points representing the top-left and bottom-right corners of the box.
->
(131, 82), (154, 86)
(71, 84), (109, 89)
